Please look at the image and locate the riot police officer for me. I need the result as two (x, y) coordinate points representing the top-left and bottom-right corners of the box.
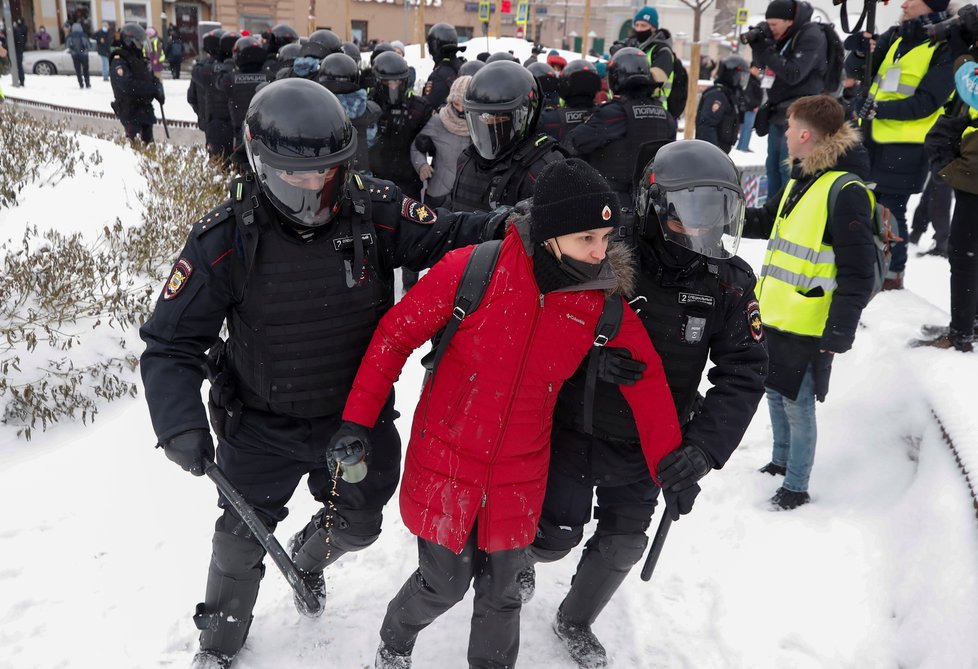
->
(450, 60), (567, 212)
(289, 30), (341, 80)
(421, 22), (466, 109)
(221, 36), (268, 152)
(527, 61), (561, 109)
(695, 55), (750, 154)
(110, 23), (163, 144)
(259, 23), (298, 80)
(321, 52), (380, 174)
(272, 41), (300, 81)
(139, 79), (507, 669)
(522, 140), (768, 668)
(567, 47), (676, 213)
(201, 31), (238, 161)
(188, 29), (222, 131)
(369, 51), (423, 199)
(539, 58), (603, 145)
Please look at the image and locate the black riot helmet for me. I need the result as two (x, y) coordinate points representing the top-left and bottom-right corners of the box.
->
(635, 140), (745, 259)
(243, 79), (357, 228)
(527, 61), (560, 107)
(458, 59), (485, 76)
(370, 41), (395, 64)
(426, 22), (460, 61)
(120, 23), (147, 51)
(319, 53), (360, 94)
(464, 60), (541, 161)
(559, 59), (602, 101)
(308, 29), (342, 56)
(233, 36), (267, 69)
(202, 29), (224, 57)
(341, 41), (362, 66)
(277, 42), (301, 67)
(486, 51), (520, 64)
(262, 23), (299, 53)
(716, 55), (750, 90)
(371, 51), (410, 107)
(608, 47), (653, 95)
(218, 31), (240, 61)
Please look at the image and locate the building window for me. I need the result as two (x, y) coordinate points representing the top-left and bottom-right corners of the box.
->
(351, 20), (368, 45)
(240, 14), (273, 36)
(456, 25), (474, 40)
(122, 2), (149, 28)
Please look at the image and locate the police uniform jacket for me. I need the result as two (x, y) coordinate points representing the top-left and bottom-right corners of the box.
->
(744, 124), (875, 400)
(421, 56), (463, 110)
(695, 84), (741, 154)
(187, 55), (213, 129)
(539, 95), (598, 146)
(341, 213), (681, 554)
(553, 237), (768, 485)
(139, 174), (505, 444)
(109, 46), (158, 125)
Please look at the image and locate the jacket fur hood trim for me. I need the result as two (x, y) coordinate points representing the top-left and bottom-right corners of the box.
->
(509, 206), (637, 296)
(797, 123), (862, 176)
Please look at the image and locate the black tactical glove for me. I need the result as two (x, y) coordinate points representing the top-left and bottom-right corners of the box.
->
(326, 421), (370, 473)
(154, 78), (165, 104)
(857, 97), (878, 121)
(662, 483), (701, 521)
(925, 114), (971, 172)
(657, 444), (711, 492)
(160, 429), (214, 476)
(595, 347), (647, 386)
(414, 133), (436, 156)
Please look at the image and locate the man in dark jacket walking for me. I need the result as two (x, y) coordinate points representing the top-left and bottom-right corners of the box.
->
(110, 23), (162, 143)
(139, 79), (509, 669)
(745, 0), (828, 198)
(66, 22), (91, 88)
(12, 18), (27, 86)
(744, 95), (876, 509)
(522, 141), (768, 669)
(845, 0), (954, 289)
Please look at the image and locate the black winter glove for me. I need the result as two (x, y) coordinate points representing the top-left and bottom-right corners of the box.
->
(925, 114), (970, 171)
(414, 133), (436, 156)
(662, 483), (701, 521)
(154, 78), (165, 104)
(595, 347), (647, 386)
(657, 445), (711, 492)
(160, 429), (214, 476)
(857, 97), (878, 121)
(326, 421), (370, 473)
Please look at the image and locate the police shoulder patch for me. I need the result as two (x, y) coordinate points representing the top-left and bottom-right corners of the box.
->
(746, 299), (764, 342)
(163, 258), (194, 300)
(711, 100), (722, 113)
(116, 66), (124, 76)
(400, 196), (437, 225)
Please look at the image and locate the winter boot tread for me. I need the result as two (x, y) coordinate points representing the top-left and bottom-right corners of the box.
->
(553, 609), (608, 668)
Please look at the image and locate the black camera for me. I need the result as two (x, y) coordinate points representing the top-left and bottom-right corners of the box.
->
(740, 23), (773, 46)
(927, 4), (978, 46)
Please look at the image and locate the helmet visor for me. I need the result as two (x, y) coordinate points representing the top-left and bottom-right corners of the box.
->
(465, 107), (528, 160)
(379, 79), (407, 106)
(252, 153), (343, 228)
(654, 186), (744, 259)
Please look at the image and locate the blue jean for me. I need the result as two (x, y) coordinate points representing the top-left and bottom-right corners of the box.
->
(100, 54), (110, 80)
(737, 110), (756, 151)
(766, 365), (817, 493)
(766, 122), (790, 200)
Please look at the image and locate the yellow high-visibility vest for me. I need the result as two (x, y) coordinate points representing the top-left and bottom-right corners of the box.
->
(866, 37), (942, 144)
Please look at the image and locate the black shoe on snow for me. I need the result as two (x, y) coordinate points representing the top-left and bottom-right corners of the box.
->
(287, 531), (327, 618)
(553, 609), (608, 668)
(191, 650), (233, 669)
(758, 462), (787, 476)
(517, 564), (536, 604)
(375, 642), (412, 669)
(911, 328), (974, 352)
(770, 487), (811, 511)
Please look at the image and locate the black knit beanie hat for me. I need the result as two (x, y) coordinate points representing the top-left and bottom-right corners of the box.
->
(530, 158), (619, 244)
(765, 0), (795, 20)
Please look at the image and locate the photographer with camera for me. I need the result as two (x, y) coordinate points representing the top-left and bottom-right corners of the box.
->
(743, 0), (828, 199)
(845, 0), (955, 290)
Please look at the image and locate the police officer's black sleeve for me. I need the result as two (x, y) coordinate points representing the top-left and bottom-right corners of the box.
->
(681, 263), (768, 468)
(112, 58), (158, 101)
(756, 25), (826, 87)
(369, 186), (507, 272)
(875, 43), (953, 122)
(695, 90), (726, 147)
(743, 196), (780, 239)
(821, 182), (875, 353)
(566, 102), (627, 157)
(422, 65), (453, 110)
(139, 223), (234, 443)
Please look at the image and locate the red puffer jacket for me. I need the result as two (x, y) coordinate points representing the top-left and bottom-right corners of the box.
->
(343, 219), (681, 554)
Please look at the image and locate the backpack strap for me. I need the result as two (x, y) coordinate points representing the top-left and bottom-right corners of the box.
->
(489, 135), (565, 209)
(424, 240), (504, 385)
(580, 293), (625, 435)
(345, 173), (373, 286)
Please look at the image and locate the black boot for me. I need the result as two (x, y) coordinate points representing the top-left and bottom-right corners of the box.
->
(287, 510), (348, 617)
(911, 327), (974, 352)
(516, 563), (536, 604)
(375, 642), (413, 669)
(553, 607), (608, 669)
(770, 486), (811, 510)
(191, 650), (233, 669)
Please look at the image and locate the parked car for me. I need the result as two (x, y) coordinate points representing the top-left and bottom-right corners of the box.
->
(22, 38), (102, 76)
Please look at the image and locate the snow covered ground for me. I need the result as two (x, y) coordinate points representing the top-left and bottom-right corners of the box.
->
(3, 44), (978, 669)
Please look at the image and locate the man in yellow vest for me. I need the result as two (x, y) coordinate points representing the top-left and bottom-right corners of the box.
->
(849, 0), (954, 290)
(744, 95), (877, 509)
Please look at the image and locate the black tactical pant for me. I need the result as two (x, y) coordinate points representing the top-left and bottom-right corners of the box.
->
(949, 189), (978, 335)
(196, 396), (401, 656)
(381, 528), (527, 669)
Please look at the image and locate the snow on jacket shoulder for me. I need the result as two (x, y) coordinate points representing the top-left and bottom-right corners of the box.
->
(342, 215), (681, 554)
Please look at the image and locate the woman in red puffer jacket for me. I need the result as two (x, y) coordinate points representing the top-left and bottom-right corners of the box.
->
(336, 159), (681, 669)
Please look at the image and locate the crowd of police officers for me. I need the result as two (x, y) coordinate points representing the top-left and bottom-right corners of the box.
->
(135, 4), (978, 667)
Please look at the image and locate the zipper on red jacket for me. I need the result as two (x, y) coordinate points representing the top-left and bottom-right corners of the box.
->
(479, 290), (545, 548)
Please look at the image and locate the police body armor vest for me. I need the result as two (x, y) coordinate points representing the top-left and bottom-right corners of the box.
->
(587, 97), (673, 195)
(556, 104), (597, 143)
(227, 179), (392, 418)
(370, 104), (419, 189)
(555, 256), (720, 442)
(452, 134), (564, 212)
(228, 68), (267, 131)
(756, 172), (841, 337)
(867, 37), (943, 144)
(205, 61), (233, 122)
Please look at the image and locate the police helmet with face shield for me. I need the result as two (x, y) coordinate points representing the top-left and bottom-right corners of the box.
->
(635, 140), (745, 259)
(371, 51), (410, 107)
(716, 55), (750, 90)
(243, 79), (356, 228)
(464, 60), (541, 161)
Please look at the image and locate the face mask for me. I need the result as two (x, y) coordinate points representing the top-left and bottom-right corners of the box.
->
(453, 105), (465, 119)
(633, 28), (653, 42)
(559, 254), (607, 283)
